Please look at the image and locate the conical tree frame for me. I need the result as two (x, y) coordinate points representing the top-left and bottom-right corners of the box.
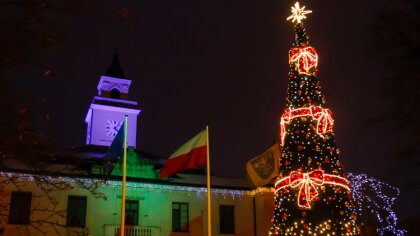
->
(269, 3), (359, 235)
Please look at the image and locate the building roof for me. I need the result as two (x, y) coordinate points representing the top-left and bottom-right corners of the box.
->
(105, 51), (126, 79)
(0, 143), (256, 190)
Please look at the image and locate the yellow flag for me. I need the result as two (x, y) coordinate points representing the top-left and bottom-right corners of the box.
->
(246, 143), (281, 187)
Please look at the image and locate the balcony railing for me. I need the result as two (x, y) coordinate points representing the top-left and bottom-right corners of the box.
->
(104, 225), (161, 236)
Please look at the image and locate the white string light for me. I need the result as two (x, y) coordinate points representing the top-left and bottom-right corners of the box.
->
(0, 171), (406, 234)
(347, 173), (406, 235)
(0, 171), (271, 198)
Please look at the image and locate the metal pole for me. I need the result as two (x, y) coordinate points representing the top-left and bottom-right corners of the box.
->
(120, 116), (128, 236)
(206, 125), (212, 236)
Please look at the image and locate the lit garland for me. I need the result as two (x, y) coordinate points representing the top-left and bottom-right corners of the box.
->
(0, 172), (271, 198)
(347, 173), (406, 236)
(280, 105), (334, 145)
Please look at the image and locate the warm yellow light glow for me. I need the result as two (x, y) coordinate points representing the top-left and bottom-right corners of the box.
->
(287, 2), (312, 24)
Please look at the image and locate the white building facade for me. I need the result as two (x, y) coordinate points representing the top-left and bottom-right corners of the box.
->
(0, 172), (274, 236)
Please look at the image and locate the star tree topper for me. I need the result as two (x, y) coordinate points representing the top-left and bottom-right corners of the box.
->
(287, 2), (312, 24)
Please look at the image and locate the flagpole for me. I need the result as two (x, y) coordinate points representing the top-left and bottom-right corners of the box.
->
(120, 116), (128, 236)
(205, 125), (212, 236)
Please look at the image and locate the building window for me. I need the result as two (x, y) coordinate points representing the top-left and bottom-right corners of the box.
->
(110, 88), (121, 99)
(8, 191), (32, 224)
(219, 205), (235, 234)
(172, 202), (188, 232)
(66, 195), (87, 227)
(125, 200), (139, 226)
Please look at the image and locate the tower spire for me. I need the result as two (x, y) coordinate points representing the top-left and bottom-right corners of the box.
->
(106, 49), (126, 79)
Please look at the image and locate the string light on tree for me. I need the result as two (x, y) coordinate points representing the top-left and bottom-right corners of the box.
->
(347, 173), (406, 236)
(269, 2), (359, 235)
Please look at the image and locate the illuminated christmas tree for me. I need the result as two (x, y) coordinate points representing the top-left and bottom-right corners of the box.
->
(269, 2), (359, 235)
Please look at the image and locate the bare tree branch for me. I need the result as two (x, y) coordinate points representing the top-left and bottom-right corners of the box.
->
(0, 172), (105, 235)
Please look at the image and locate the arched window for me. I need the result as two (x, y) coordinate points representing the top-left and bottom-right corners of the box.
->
(110, 88), (120, 99)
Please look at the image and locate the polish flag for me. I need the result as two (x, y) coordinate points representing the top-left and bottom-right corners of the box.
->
(160, 130), (207, 178)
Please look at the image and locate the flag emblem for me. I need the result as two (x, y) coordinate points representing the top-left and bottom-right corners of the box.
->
(251, 150), (275, 179)
(246, 144), (281, 187)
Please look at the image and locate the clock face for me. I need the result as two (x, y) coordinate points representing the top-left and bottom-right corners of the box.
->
(105, 120), (123, 137)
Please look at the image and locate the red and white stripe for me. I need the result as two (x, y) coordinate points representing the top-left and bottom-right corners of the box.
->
(159, 130), (207, 178)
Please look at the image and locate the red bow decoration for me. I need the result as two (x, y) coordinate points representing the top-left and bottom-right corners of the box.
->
(289, 170), (323, 209)
(280, 106), (334, 145)
(275, 170), (350, 209)
(288, 46), (318, 74)
(310, 106), (334, 135)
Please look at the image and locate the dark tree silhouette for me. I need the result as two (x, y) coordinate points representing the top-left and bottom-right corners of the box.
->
(0, 1), (83, 155)
(368, 0), (420, 185)
(0, 172), (106, 235)
(367, 0), (420, 234)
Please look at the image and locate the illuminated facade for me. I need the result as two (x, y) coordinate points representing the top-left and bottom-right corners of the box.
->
(0, 170), (274, 236)
(0, 53), (274, 236)
(85, 52), (141, 147)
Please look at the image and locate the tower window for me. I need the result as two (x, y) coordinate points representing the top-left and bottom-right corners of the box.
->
(110, 88), (121, 99)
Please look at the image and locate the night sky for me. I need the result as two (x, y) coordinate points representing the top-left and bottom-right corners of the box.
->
(5, 0), (417, 222)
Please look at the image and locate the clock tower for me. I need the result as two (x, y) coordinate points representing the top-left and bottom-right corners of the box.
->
(85, 52), (141, 147)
